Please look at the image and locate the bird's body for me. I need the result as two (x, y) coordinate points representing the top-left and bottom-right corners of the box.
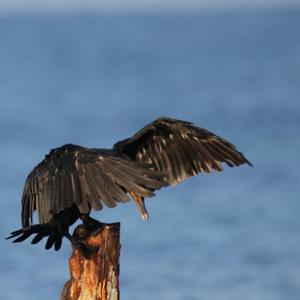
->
(8, 117), (252, 252)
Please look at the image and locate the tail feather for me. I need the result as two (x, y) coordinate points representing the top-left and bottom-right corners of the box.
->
(31, 232), (44, 244)
(6, 228), (25, 240)
(7, 223), (63, 251)
(45, 234), (56, 250)
(12, 231), (33, 243)
(54, 237), (63, 251)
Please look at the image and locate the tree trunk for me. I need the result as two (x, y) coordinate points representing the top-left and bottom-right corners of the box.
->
(61, 222), (120, 300)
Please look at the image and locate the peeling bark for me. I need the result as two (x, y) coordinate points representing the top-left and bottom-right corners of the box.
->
(61, 223), (120, 300)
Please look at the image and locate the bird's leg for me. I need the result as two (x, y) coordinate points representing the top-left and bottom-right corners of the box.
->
(80, 214), (103, 231)
(65, 229), (99, 259)
(64, 231), (80, 248)
(129, 192), (149, 221)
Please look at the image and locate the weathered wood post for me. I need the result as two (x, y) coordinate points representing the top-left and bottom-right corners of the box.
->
(61, 223), (120, 300)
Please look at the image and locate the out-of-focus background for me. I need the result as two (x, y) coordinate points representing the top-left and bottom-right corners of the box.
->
(0, 1), (300, 299)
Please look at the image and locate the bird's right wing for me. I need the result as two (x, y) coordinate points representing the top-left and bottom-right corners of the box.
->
(21, 145), (165, 228)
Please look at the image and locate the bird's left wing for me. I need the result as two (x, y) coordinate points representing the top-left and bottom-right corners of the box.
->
(113, 117), (252, 185)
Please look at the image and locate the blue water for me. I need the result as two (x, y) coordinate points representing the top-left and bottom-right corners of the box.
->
(1, 9), (300, 300)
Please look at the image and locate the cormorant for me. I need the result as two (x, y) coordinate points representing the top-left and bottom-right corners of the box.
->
(7, 117), (252, 252)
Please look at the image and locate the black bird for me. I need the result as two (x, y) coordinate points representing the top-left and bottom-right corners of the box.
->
(7, 117), (252, 252)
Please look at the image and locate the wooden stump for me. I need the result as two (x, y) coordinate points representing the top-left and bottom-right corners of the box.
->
(61, 223), (120, 300)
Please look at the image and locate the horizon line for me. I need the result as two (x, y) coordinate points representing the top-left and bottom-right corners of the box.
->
(0, 1), (299, 14)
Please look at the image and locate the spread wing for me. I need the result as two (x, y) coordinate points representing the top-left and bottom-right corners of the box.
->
(22, 144), (165, 228)
(113, 117), (252, 185)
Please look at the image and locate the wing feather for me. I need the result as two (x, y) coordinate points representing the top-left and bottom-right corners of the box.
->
(70, 171), (81, 205)
(113, 117), (252, 185)
(21, 144), (165, 228)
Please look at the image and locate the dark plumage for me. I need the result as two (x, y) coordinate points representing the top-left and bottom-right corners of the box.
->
(7, 117), (252, 252)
